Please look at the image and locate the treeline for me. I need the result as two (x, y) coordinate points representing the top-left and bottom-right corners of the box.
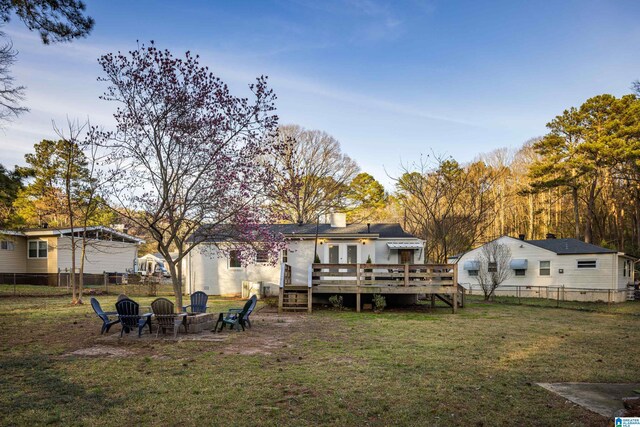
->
(2, 87), (639, 264)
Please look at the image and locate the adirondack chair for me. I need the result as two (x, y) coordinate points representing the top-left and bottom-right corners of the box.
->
(90, 297), (120, 334)
(151, 298), (188, 338)
(182, 291), (208, 313)
(215, 295), (257, 332)
(115, 298), (153, 337)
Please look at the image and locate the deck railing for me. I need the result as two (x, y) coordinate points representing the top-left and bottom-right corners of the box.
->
(311, 263), (456, 287)
(279, 263), (292, 288)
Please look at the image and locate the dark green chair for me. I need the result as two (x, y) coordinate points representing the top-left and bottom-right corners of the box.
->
(215, 295), (257, 332)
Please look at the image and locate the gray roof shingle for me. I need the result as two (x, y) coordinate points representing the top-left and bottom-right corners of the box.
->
(191, 223), (417, 242)
(525, 238), (616, 255)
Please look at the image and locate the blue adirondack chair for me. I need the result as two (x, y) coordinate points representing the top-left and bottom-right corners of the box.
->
(215, 295), (257, 332)
(90, 297), (120, 334)
(183, 291), (208, 313)
(115, 298), (153, 337)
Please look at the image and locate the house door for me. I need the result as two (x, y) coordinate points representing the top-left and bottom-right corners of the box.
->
(399, 249), (413, 264)
(328, 245), (339, 264)
(346, 245), (358, 264)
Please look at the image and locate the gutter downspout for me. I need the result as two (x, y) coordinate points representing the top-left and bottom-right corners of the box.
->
(313, 215), (320, 262)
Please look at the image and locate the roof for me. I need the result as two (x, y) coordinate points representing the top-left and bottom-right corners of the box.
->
(190, 222), (418, 242)
(0, 229), (26, 237)
(21, 226), (145, 244)
(524, 238), (617, 255)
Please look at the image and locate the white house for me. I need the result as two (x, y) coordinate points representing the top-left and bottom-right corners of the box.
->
(454, 235), (635, 302)
(182, 213), (425, 297)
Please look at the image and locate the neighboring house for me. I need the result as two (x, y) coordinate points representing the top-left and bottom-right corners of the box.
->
(182, 213), (425, 297)
(0, 226), (144, 283)
(454, 235), (636, 302)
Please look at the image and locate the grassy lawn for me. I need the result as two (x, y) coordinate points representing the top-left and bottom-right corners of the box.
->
(1, 296), (639, 426)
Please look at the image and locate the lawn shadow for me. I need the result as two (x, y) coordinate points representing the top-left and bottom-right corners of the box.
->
(0, 355), (123, 424)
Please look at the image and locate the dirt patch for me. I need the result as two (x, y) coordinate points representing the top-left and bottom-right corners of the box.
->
(216, 312), (309, 355)
(66, 345), (135, 358)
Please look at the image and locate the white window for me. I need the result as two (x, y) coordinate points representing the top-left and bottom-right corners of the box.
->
(0, 240), (15, 251)
(255, 250), (269, 263)
(488, 262), (497, 272)
(577, 260), (597, 269)
(228, 250), (242, 268)
(282, 249), (288, 263)
(514, 269), (526, 276)
(468, 270), (478, 277)
(28, 240), (48, 259)
(539, 261), (550, 276)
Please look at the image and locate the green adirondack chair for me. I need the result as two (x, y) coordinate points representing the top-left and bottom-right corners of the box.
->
(215, 295), (257, 332)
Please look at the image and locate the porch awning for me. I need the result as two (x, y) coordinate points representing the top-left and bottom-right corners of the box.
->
(510, 259), (528, 270)
(463, 260), (480, 270)
(386, 242), (423, 250)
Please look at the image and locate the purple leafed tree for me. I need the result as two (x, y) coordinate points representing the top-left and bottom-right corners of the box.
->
(97, 42), (283, 309)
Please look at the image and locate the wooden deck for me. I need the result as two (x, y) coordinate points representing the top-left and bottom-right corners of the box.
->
(279, 263), (462, 313)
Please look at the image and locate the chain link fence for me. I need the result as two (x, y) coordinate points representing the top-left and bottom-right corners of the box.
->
(460, 283), (637, 311)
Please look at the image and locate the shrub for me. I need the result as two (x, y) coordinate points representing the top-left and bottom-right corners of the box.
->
(263, 296), (279, 308)
(365, 255), (372, 264)
(314, 253), (321, 263)
(328, 295), (344, 310)
(372, 294), (386, 312)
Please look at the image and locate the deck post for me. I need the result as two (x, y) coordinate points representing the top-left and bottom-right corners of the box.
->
(356, 263), (361, 286)
(452, 288), (458, 314)
(430, 293), (435, 308)
(452, 263), (458, 287)
(308, 286), (313, 313)
(404, 264), (409, 286)
(356, 291), (361, 313)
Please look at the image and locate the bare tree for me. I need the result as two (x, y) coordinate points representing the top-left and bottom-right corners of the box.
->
(476, 240), (512, 300)
(53, 118), (90, 304)
(267, 125), (359, 223)
(0, 38), (27, 122)
(0, 0), (93, 122)
(394, 154), (498, 263)
(97, 43), (282, 309)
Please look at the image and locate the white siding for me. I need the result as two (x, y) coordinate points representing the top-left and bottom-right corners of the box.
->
(184, 236), (424, 296)
(0, 234), (26, 273)
(456, 236), (629, 301)
(56, 236), (138, 274)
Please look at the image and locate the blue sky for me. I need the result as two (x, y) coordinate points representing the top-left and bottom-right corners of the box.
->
(1, 0), (639, 188)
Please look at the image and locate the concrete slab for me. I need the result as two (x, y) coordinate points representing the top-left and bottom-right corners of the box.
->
(538, 382), (640, 417)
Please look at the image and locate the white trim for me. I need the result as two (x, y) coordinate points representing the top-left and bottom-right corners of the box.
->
(23, 226), (145, 244)
(539, 260), (551, 276)
(27, 239), (48, 259)
(228, 250), (243, 269)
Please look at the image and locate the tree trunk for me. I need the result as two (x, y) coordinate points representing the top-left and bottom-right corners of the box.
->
(66, 171), (77, 304)
(168, 260), (183, 312)
(572, 186), (580, 239)
(78, 231), (87, 304)
(584, 180), (597, 244)
(528, 193), (534, 239)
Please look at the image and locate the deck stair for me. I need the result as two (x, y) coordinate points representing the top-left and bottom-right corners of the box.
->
(280, 286), (310, 312)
